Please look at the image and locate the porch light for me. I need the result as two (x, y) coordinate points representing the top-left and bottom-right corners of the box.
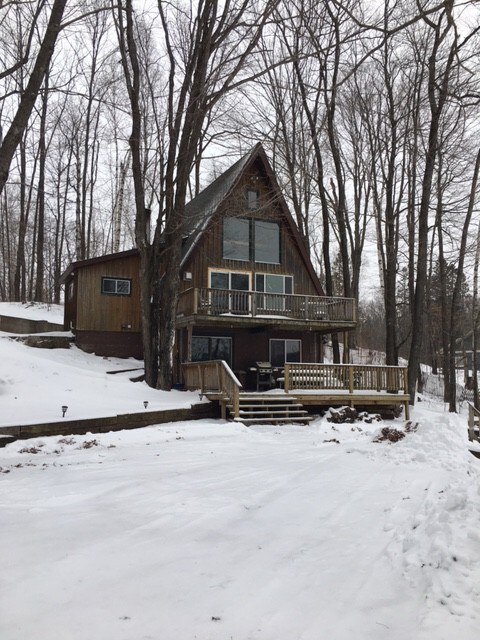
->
(143, 401), (149, 409)
(61, 405), (68, 418)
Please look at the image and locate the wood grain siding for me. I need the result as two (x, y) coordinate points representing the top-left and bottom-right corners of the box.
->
(75, 254), (141, 332)
(75, 330), (143, 359)
(182, 160), (318, 296)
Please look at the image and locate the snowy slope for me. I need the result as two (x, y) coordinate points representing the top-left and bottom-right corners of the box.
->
(0, 333), (202, 428)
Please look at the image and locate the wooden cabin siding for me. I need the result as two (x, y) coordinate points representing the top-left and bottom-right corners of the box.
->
(177, 327), (321, 380)
(75, 254), (142, 332)
(182, 160), (320, 296)
(75, 330), (143, 359)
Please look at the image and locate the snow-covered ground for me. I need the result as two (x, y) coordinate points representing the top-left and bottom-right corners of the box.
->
(0, 303), (201, 426)
(0, 301), (64, 324)
(1, 302), (480, 639)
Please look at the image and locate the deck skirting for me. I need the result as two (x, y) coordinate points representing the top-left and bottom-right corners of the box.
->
(291, 392), (410, 420)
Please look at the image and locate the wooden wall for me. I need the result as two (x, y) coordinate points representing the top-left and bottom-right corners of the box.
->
(181, 159), (320, 297)
(75, 254), (142, 332)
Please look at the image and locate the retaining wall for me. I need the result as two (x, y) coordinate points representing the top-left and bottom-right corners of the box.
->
(0, 402), (219, 442)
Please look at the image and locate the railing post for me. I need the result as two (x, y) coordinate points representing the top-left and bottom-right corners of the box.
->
(251, 290), (256, 317)
(233, 384), (240, 418)
(198, 364), (204, 395)
(284, 364), (290, 393)
(193, 288), (198, 314)
(348, 365), (354, 393)
(218, 361), (224, 393)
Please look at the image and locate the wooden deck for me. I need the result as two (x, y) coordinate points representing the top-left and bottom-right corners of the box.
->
(176, 288), (356, 331)
(183, 361), (410, 421)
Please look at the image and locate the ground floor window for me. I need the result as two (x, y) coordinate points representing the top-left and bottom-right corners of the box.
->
(101, 277), (131, 296)
(191, 336), (232, 366)
(270, 339), (301, 367)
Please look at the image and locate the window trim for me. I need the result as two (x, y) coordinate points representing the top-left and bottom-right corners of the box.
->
(209, 268), (252, 314)
(255, 273), (293, 294)
(255, 273), (293, 312)
(101, 276), (132, 296)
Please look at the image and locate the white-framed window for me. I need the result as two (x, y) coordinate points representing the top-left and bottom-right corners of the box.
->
(209, 269), (251, 314)
(270, 339), (301, 368)
(101, 277), (131, 296)
(255, 273), (293, 311)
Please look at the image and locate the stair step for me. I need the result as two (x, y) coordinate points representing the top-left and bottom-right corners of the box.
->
(234, 416), (313, 425)
(239, 394), (298, 400)
(239, 409), (309, 416)
(237, 403), (304, 410)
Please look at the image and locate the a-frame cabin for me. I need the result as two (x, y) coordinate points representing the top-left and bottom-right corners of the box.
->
(61, 143), (357, 388)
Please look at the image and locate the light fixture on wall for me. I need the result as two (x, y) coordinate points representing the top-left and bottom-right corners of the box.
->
(61, 405), (68, 418)
(143, 401), (149, 409)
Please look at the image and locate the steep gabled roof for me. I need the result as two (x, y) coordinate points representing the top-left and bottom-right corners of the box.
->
(181, 143), (323, 295)
(180, 144), (261, 266)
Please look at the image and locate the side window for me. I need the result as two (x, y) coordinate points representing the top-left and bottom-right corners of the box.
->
(101, 277), (131, 296)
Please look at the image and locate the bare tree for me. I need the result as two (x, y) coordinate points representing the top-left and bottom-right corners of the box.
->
(407, 2), (480, 402)
(114, 0), (280, 389)
(0, 0), (68, 197)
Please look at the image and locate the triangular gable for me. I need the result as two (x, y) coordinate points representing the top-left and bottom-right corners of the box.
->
(181, 143), (324, 296)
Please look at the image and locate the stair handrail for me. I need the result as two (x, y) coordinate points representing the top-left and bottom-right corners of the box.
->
(182, 360), (242, 417)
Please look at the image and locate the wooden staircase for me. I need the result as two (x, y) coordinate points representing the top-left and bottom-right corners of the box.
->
(230, 393), (313, 425)
(182, 360), (313, 426)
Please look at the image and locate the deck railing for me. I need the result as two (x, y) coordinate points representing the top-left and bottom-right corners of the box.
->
(177, 288), (356, 323)
(283, 363), (409, 395)
(182, 360), (242, 417)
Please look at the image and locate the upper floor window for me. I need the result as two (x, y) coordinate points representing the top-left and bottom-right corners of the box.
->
(223, 218), (250, 261)
(223, 218), (280, 264)
(247, 189), (259, 209)
(254, 220), (280, 263)
(101, 277), (131, 296)
(255, 273), (293, 295)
